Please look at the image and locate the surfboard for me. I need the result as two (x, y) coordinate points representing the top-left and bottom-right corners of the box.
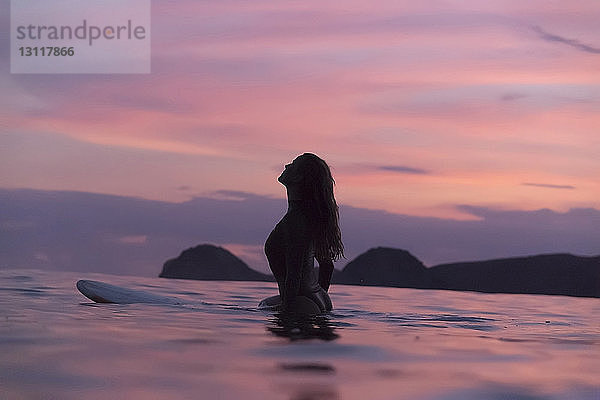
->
(76, 280), (183, 305)
(78, 280), (324, 314)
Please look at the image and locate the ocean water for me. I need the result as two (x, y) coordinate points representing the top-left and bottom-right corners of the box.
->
(1, 269), (599, 400)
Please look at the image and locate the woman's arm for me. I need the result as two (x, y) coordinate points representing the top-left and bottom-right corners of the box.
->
(317, 258), (334, 292)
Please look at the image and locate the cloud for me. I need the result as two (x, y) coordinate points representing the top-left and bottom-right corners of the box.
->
(1, 189), (598, 277)
(378, 165), (429, 175)
(116, 235), (148, 245)
(522, 182), (576, 190)
(499, 93), (527, 102)
(208, 190), (263, 201)
(532, 25), (600, 54)
(1, 3), (598, 234)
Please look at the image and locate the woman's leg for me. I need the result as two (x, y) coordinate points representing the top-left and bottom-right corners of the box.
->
(309, 288), (332, 312)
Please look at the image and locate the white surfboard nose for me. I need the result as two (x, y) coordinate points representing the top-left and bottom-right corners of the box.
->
(76, 279), (182, 305)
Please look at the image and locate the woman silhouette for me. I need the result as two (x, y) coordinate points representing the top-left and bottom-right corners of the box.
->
(260, 153), (344, 314)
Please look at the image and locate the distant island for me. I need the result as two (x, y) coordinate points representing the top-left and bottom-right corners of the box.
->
(159, 244), (600, 298)
(159, 244), (273, 281)
(332, 247), (600, 298)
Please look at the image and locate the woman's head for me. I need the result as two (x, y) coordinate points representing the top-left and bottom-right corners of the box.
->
(279, 153), (333, 190)
(279, 153), (344, 261)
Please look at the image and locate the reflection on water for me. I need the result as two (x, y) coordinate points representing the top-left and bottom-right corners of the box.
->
(1, 269), (599, 400)
(288, 386), (339, 400)
(267, 313), (340, 341)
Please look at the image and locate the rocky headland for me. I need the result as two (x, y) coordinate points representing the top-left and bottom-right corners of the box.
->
(159, 244), (273, 281)
(333, 247), (600, 298)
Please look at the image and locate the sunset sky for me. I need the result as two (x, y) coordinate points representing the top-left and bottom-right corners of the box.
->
(1, 1), (599, 274)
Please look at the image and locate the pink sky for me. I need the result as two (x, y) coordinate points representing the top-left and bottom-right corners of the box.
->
(2, 0), (599, 219)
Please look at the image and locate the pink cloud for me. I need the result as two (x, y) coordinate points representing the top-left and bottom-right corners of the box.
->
(2, 0), (599, 217)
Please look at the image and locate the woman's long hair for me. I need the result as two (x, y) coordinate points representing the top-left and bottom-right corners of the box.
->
(296, 153), (344, 261)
